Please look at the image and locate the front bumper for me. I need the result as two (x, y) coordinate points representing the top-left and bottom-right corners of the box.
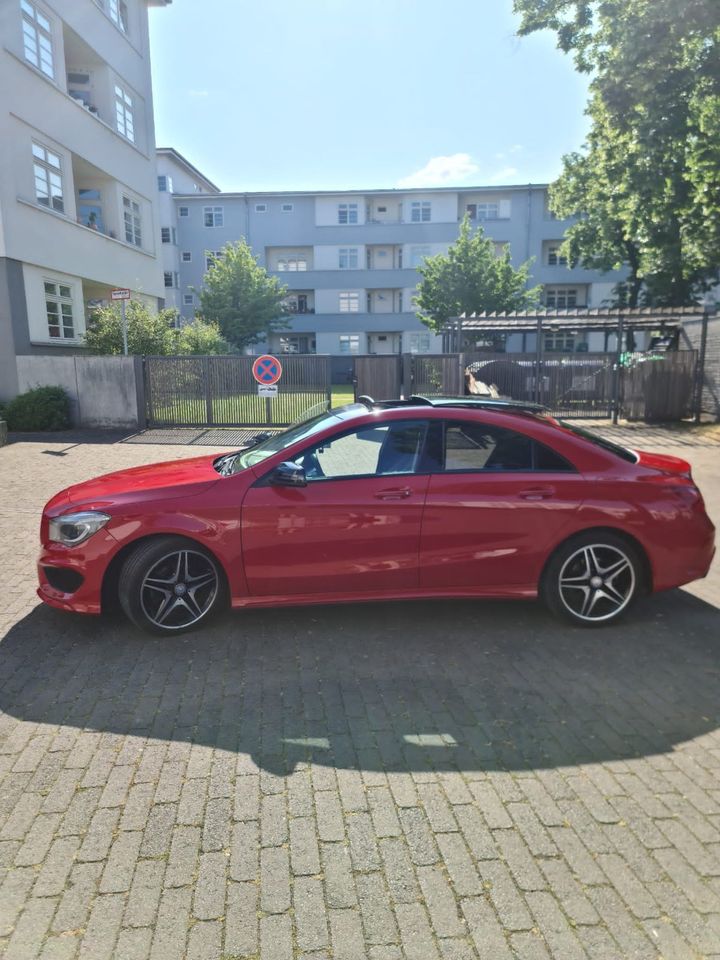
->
(37, 531), (119, 615)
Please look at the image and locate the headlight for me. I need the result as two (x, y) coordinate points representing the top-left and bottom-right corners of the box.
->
(48, 511), (111, 546)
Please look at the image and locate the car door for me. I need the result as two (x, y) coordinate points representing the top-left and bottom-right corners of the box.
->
(241, 419), (431, 597)
(418, 418), (585, 591)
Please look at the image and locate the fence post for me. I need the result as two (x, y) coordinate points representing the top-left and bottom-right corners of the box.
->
(203, 356), (213, 426)
(402, 354), (413, 399)
(133, 355), (147, 431)
(535, 316), (543, 404)
(694, 312), (709, 424)
(612, 312), (624, 424)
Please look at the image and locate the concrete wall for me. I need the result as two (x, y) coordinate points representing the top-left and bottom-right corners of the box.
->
(15, 355), (141, 428)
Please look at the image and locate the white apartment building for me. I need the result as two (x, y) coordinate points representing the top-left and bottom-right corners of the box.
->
(0, 0), (169, 399)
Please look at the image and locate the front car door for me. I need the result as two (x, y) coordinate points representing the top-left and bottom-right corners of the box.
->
(241, 419), (431, 597)
(419, 418), (585, 593)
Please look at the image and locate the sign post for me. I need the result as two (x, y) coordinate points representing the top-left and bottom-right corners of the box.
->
(252, 355), (283, 425)
(111, 288), (131, 355)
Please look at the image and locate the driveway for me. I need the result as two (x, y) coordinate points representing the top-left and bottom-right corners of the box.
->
(1, 427), (719, 959)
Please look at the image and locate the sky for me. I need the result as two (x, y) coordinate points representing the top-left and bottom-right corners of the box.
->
(148, 0), (591, 194)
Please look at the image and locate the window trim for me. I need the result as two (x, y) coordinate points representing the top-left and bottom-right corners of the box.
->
(339, 292), (360, 313)
(114, 83), (135, 142)
(32, 141), (64, 213)
(122, 194), (142, 247)
(181, 251), (192, 262)
(203, 205), (224, 227)
(337, 202), (359, 225)
(178, 206), (189, 217)
(21, 0), (54, 79)
(280, 203), (294, 213)
(338, 247), (359, 270)
(410, 200), (432, 223)
(43, 278), (76, 341)
(254, 203), (268, 213)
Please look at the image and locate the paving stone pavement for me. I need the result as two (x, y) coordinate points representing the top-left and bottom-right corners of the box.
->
(1, 427), (719, 960)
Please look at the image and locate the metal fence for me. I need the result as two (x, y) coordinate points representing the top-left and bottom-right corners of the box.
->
(144, 355), (331, 427)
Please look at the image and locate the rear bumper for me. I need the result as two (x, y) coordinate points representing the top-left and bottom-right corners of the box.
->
(652, 520), (716, 592)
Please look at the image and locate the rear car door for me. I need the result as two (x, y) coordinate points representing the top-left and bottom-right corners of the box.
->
(419, 418), (585, 592)
(241, 419), (431, 597)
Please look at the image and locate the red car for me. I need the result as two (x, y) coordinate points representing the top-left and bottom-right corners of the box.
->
(38, 397), (715, 635)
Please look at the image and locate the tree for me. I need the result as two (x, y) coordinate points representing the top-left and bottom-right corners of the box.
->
(415, 217), (542, 336)
(84, 300), (228, 355)
(197, 240), (289, 350)
(513, 0), (720, 305)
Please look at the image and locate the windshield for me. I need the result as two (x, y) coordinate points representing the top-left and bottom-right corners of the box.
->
(557, 420), (638, 463)
(227, 409), (344, 473)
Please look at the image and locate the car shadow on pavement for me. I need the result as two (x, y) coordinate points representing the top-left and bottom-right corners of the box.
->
(1, 591), (719, 776)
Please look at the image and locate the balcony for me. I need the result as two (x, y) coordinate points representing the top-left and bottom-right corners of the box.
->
(366, 245), (403, 270)
(72, 156), (118, 239)
(366, 289), (405, 314)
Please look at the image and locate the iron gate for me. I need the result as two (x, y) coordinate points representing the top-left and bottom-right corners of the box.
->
(144, 354), (331, 427)
(352, 356), (402, 401)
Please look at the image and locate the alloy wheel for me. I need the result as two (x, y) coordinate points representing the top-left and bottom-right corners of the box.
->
(558, 543), (636, 623)
(140, 549), (218, 630)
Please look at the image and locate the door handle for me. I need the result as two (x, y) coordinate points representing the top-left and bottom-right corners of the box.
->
(518, 486), (555, 501)
(374, 487), (412, 500)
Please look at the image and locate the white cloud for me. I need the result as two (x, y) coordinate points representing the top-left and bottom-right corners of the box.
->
(397, 153), (480, 189)
(188, 89), (209, 99)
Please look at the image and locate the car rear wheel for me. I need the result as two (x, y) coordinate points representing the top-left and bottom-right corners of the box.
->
(118, 536), (224, 635)
(542, 533), (642, 627)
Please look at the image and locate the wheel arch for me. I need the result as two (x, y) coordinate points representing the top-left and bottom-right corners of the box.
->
(540, 526), (653, 595)
(101, 532), (231, 613)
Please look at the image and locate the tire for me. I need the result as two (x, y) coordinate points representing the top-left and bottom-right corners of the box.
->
(118, 536), (225, 635)
(542, 532), (642, 627)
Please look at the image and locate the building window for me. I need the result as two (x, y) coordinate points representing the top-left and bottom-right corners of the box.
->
(160, 227), (176, 244)
(109, 0), (128, 32)
(339, 248), (358, 269)
(339, 292), (360, 313)
(114, 84), (134, 142)
(338, 203), (358, 225)
(255, 203), (267, 213)
(544, 331), (575, 352)
(178, 206), (189, 217)
(276, 257), (307, 272)
(409, 245), (431, 267)
(163, 272), (178, 288)
(21, 0), (54, 78)
(123, 195), (142, 246)
(544, 286), (578, 308)
(44, 280), (74, 340)
(410, 201), (431, 223)
(547, 244), (568, 267)
(204, 206), (223, 227)
(32, 142), (63, 212)
(339, 335), (360, 354)
(205, 251), (222, 270)
(183, 293), (194, 305)
(281, 203), (294, 213)
(408, 333), (432, 353)
(181, 251), (192, 262)
(157, 175), (173, 192)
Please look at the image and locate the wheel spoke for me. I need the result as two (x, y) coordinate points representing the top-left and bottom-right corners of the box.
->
(558, 543), (635, 622)
(187, 572), (215, 590)
(154, 593), (178, 624)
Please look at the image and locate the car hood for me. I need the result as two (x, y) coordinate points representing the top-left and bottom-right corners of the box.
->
(47, 454), (223, 514)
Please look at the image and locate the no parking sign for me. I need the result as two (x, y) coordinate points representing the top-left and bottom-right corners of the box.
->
(252, 355), (283, 387)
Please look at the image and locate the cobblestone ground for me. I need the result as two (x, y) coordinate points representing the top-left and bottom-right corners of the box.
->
(1, 427), (719, 960)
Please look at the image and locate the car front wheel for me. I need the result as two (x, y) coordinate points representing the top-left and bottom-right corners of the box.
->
(118, 536), (224, 635)
(542, 533), (642, 627)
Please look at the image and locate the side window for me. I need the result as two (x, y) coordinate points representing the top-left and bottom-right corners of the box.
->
(534, 441), (575, 472)
(294, 422), (427, 480)
(444, 422), (532, 472)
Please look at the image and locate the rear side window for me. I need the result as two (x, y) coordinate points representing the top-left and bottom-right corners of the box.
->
(440, 421), (575, 473)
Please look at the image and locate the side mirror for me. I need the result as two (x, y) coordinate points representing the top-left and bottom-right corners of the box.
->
(269, 462), (307, 488)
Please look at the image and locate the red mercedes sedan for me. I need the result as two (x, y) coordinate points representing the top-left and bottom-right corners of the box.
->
(37, 397), (715, 635)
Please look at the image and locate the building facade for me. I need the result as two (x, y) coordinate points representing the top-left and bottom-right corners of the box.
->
(0, 0), (169, 399)
(165, 181), (627, 357)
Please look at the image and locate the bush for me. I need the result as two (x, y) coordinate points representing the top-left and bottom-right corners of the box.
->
(5, 386), (71, 431)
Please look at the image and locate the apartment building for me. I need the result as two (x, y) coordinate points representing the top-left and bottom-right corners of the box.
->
(0, 0), (169, 398)
(168, 181), (627, 356)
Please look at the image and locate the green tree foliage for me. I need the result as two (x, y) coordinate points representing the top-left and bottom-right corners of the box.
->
(415, 217), (541, 333)
(84, 300), (228, 355)
(514, 0), (720, 305)
(197, 240), (289, 350)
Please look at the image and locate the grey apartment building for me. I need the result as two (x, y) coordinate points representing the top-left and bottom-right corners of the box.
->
(156, 151), (627, 357)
